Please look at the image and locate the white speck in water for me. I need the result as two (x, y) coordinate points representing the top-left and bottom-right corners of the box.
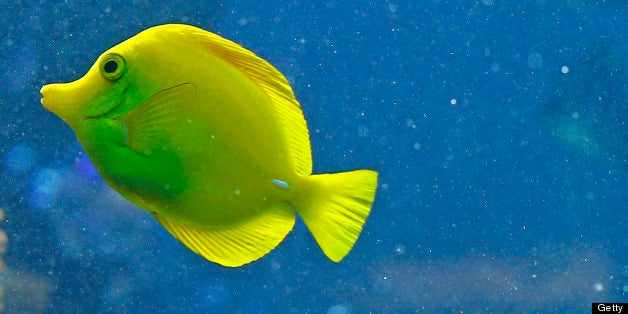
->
(593, 282), (604, 292)
(571, 112), (580, 119)
(450, 99), (457, 105)
(561, 66), (569, 74)
(394, 244), (406, 255)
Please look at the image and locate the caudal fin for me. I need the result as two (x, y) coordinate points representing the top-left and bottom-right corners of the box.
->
(295, 169), (378, 262)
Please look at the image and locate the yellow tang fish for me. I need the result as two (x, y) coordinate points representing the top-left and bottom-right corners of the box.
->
(40, 24), (378, 267)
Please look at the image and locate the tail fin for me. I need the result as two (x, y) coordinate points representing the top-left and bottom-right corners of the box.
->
(295, 169), (378, 262)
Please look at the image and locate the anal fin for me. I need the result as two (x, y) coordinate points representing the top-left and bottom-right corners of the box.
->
(153, 203), (295, 267)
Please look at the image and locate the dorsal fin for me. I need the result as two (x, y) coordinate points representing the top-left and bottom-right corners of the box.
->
(157, 24), (313, 175)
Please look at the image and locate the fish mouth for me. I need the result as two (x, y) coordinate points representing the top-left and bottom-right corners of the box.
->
(40, 85), (52, 110)
(39, 82), (80, 124)
(40, 83), (68, 113)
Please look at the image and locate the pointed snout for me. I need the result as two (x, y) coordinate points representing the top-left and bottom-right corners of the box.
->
(40, 82), (78, 124)
(40, 63), (110, 126)
(40, 83), (60, 111)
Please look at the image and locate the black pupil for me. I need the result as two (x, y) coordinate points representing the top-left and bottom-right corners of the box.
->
(104, 60), (118, 73)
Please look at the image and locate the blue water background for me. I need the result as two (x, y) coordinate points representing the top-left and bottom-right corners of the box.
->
(0, 1), (625, 312)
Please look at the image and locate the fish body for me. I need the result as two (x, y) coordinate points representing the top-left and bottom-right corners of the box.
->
(41, 24), (377, 267)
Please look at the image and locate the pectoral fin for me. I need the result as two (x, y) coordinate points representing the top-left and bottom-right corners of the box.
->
(121, 83), (196, 154)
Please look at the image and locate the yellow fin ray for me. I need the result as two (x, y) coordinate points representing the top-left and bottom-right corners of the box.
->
(296, 170), (378, 262)
(153, 203), (295, 267)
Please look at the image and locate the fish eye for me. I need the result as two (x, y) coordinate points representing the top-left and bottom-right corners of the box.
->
(99, 53), (125, 81)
